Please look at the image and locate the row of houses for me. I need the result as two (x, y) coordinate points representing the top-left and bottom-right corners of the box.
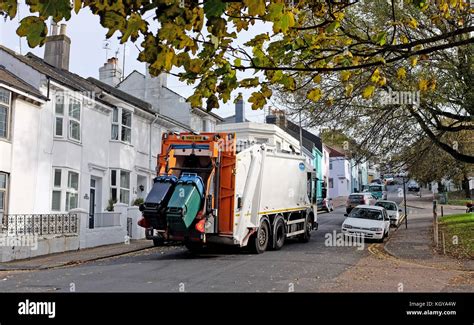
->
(0, 24), (380, 225)
(0, 25), (222, 226)
(217, 103), (380, 204)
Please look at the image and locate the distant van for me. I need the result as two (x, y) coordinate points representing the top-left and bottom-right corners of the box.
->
(364, 184), (387, 200)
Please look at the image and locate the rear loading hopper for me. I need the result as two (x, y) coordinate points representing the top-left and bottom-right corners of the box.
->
(166, 173), (205, 233)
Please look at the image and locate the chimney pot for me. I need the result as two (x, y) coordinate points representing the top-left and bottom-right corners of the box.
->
(60, 24), (67, 35)
(51, 23), (58, 36)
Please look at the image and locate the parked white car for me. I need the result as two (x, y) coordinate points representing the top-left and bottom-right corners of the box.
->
(342, 205), (390, 242)
(375, 200), (403, 227)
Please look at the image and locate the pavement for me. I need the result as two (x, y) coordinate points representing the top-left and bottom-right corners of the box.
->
(0, 239), (155, 271)
(385, 191), (473, 272)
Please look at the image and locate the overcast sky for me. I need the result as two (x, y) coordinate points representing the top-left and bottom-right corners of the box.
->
(0, 2), (278, 122)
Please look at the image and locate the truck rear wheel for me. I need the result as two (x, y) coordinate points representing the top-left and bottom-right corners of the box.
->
(184, 240), (206, 254)
(153, 238), (164, 247)
(298, 214), (313, 243)
(249, 218), (270, 254)
(272, 217), (286, 250)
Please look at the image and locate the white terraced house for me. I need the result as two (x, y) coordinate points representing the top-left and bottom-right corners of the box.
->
(0, 25), (194, 228)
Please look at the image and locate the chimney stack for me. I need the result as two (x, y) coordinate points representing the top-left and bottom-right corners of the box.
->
(99, 57), (123, 87)
(235, 93), (245, 123)
(266, 108), (287, 129)
(44, 23), (71, 70)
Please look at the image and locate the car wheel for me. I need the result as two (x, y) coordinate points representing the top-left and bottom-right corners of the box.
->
(153, 238), (164, 247)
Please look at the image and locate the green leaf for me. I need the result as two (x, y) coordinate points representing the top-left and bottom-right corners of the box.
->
(101, 11), (126, 38)
(326, 21), (340, 33)
(16, 16), (47, 48)
(266, 3), (284, 21)
(0, 0), (17, 18)
(375, 31), (387, 46)
(121, 13), (147, 43)
(27, 0), (72, 22)
(204, 0), (227, 19)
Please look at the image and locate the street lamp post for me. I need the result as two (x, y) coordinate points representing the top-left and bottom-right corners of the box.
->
(403, 176), (408, 229)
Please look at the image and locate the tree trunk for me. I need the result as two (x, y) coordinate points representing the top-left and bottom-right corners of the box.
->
(461, 176), (470, 199)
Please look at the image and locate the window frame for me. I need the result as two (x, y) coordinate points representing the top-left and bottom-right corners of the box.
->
(0, 87), (12, 140)
(68, 97), (81, 141)
(51, 168), (80, 212)
(110, 169), (130, 205)
(110, 107), (132, 144)
(0, 172), (9, 216)
(54, 92), (82, 142)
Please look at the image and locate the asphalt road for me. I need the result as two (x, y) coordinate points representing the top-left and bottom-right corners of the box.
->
(0, 185), (404, 292)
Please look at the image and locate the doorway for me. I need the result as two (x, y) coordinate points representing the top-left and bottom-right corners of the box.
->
(89, 176), (102, 228)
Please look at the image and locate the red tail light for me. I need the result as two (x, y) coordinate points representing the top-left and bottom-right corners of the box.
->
(195, 219), (206, 233)
(138, 217), (150, 228)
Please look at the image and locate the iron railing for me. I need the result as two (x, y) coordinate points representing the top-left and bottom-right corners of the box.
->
(3, 213), (79, 236)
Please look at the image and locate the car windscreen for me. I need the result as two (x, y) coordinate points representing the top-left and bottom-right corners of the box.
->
(349, 195), (363, 201)
(349, 208), (383, 220)
(375, 202), (397, 211)
(369, 185), (383, 192)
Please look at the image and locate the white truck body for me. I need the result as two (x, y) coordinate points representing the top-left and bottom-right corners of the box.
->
(232, 144), (316, 246)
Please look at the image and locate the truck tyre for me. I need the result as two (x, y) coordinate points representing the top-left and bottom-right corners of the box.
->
(272, 217), (286, 251)
(298, 213), (313, 243)
(184, 241), (206, 254)
(249, 218), (270, 254)
(153, 238), (164, 247)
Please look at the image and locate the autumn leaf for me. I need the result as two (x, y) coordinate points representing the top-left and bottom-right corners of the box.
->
(340, 71), (351, 82)
(362, 85), (375, 99)
(345, 84), (354, 97)
(397, 67), (407, 79)
(419, 79), (429, 91)
(16, 16), (47, 48)
(307, 88), (322, 102)
(244, 0), (266, 16)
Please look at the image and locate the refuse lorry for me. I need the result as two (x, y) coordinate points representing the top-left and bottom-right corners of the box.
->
(138, 132), (317, 253)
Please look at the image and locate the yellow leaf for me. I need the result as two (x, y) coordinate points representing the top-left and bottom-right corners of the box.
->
(407, 18), (418, 29)
(419, 79), (429, 91)
(345, 84), (354, 97)
(341, 71), (351, 82)
(397, 67), (407, 79)
(362, 85), (375, 99)
(333, 12), (344, 21)
(377, 77), (387, 86)
(429, 79), (437, 91)
(370, 68), (381, 83)
(410, 56), (418, 67)
(307, 88), (322, 102)
(400, 35), (409, 44)
(313, 75), (322, 83)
